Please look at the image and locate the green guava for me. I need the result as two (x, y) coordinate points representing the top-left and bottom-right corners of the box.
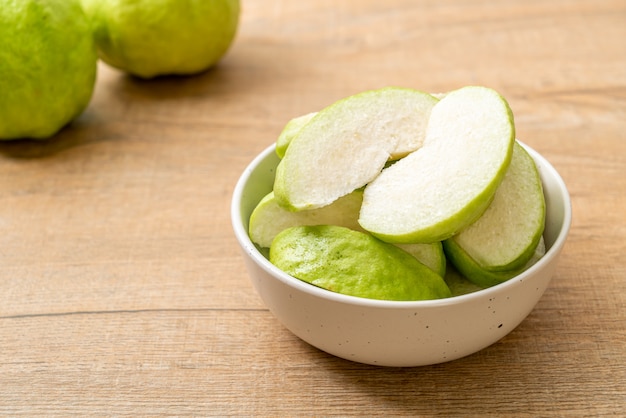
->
(0, 0), (98, 140)
(81, 0), (240, 78)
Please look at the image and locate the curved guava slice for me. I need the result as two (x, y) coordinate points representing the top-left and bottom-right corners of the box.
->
(443, 142), (546, 286)
(359, 86), (515, 243)
(249, 190), (364, 248)
(270, 225), (451, 301)
(273, 87), (438, 211)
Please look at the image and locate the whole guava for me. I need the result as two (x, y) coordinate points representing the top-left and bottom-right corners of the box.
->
(0, 0), (98, 140)
(81, 0), (241, 79)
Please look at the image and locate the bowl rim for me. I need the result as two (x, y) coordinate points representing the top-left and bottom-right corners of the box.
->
(231, 141), (572, 309)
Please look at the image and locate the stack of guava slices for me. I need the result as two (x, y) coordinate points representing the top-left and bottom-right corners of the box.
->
(249, 86), (546, 301)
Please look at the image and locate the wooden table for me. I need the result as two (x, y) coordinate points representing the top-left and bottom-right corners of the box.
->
(1, 1), (624, 415)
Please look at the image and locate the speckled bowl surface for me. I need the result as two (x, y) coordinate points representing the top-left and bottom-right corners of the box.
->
(231, 143), (571, 367)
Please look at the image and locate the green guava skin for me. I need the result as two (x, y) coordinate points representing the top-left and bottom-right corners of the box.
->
(0, 0), (97, 140)
(81, 0), (240, 78)
(270, 225), (451, 302)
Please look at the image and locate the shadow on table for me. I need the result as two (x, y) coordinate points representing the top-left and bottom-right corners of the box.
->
(303, 329), (566, 414)
(0, 116), (95, 160)
(106, 62), (240, 102)
(0, 63), (236, 160)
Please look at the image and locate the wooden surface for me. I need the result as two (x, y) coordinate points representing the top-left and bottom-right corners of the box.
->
(1, 0), (625, 416)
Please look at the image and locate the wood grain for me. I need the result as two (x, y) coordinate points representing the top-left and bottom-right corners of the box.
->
(1, 0), (625, 416)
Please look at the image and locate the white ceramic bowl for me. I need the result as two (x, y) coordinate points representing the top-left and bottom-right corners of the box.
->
(231, 143), (571, 367)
